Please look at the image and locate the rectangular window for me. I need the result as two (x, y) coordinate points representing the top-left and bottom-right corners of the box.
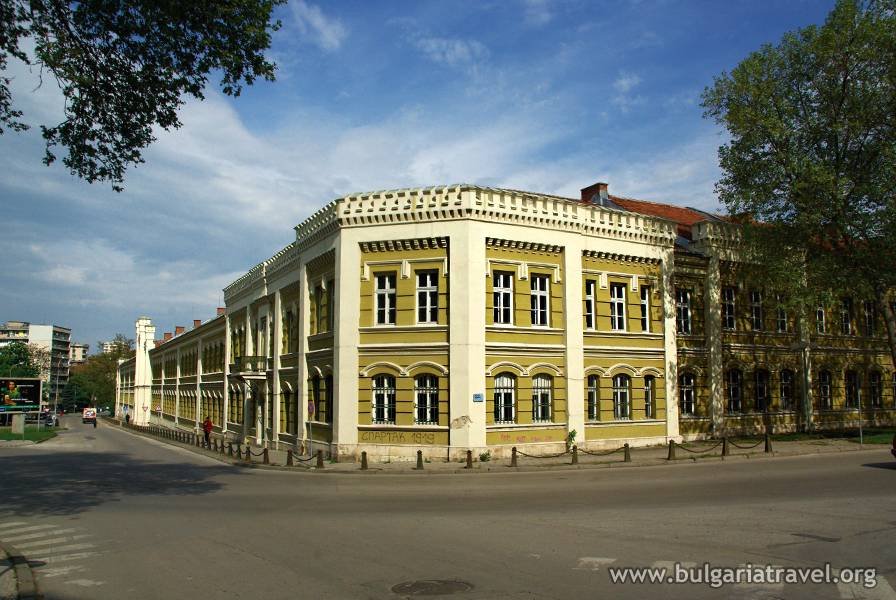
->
(584, 279), (596, 330)
(326, 279), (335, 332)
(372, 375), (396, 424)
(863, 300), (876, 337)
(868, 372), (882, 408)
(643, 376), (655, 419)
(493, 374), (516, 423)
(780, 370), (794, 411)
(532, 376), (552, 422)
(841, 298), (853, 335)
(610, 283), (626, 331)
(818, 371), (832, 409)
(750, 290), (763, 331)
(676, 288), (692, 334)
(722, 287), (736, 330)
(416, 271), (439, 324)
(493, 271), (513, 325)
(845, 371), (859, 408)
(640, 286), (651, 332)
(776, 294), (787, 333)
(816, 306), (826, 334)
(375, 273), (397, 325)
(754, 370), (769, 412)
(315, 285), (328, 334)
(530, 274), (550, 327)
(415, 375), (439, 424)
(679, 373), (695, 416)
(587, 375), (599, 421)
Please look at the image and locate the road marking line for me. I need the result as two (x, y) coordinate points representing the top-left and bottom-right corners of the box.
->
(838, 575), (895, 599)
(39, 566), (85, 579)
(65, 579), (106, 587)
(574, 557), (617, 571)
(4, 528), (78, 543)
(27, 543), (95, 555)
(16, 534), (91, 549)
(0, 524), (57, 535)
(30, 551), (101, 564)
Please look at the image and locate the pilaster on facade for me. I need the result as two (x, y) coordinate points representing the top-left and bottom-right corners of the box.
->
(272, 289), (282, 441)
(704, 253), (724, 434)
(223, 313), (231, 432)
(133, 317), (155, 426)
(297, 259), (310, 449)
(333, 231), (361, 452)
(564, 241), (586, 438)
(661, 248), (681, 440)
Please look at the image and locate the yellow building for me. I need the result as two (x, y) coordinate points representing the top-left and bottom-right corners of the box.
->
(116, 182), (895, 460)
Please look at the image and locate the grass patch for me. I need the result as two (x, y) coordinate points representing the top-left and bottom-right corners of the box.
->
(846, 429), (895, 445)
(0, 425), (58, 443)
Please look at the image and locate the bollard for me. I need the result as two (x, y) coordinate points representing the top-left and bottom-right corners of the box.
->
(764, 432), (772, 453)
(263, 448), (270, 465)
(415, 449), (424, 470)
(219, 440), (225, 454)
(287, 449), (294, 466)
(571, 445), (578, 465)
(623, 443), (632, 463)
(228, 442), (233, 457)
(316, 450), (324, 469)
(722, 437), (729, 457)
(465, 450), (473, 469)
(511, 447), (518, 468)
(245, 447), (252, 463)
(213, 439), (218, 452)
(235, 445), (242, 460)
(361, 451), (368, 470)
(667, 439), (677, 460)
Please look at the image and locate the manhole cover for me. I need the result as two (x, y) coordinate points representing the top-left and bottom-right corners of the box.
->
(391, 580), (473, 596)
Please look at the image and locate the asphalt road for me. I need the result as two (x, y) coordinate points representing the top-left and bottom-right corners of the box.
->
(1, 416), (894, 600)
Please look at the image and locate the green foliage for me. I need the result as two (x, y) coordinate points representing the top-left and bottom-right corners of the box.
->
(65, 333), (134, 408)
(566, 429), (577, 449)
(478, 450), (491, 462)
(701, 0), (896, 360)
(0, 341), (42, 377)
(0, 0), (284, 191)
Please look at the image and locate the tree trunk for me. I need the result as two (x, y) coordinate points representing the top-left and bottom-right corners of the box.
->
(876, 288), (896, 374)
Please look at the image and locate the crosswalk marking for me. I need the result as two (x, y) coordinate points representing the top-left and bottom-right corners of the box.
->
(28, 543), (95, 555)
(0, 524), (57, 535)
(574, 557), (617, 571)
(4, 528), (78, 543)
(0, 521), (27, 529)
(39, 566), (86, 579)
(16, 534), (92, 550)
(30, 551), (101, 565)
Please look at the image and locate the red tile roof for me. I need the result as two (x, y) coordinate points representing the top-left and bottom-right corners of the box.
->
(609, 196), (715, 239)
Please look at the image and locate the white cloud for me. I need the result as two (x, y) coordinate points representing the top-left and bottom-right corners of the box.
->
(612, 72), (645, 113)
(412, 36), (489, 68)
(613, 73), (642, 94)
(291, 1), (347, 52)
(523, 0), (553, 26)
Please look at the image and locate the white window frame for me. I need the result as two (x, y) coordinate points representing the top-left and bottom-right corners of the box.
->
(868, 371), (882, 407)
(643, 375), (655, 419)
(844, 370), (859, 408)
(584, 279), (596, 330)
(779, 369), (794, 411)
(532, 375), (553, 422)
(679, 372), (695, 416)
(372, 374), (396, 424)
(722, 287), (736, 330)
(493, 272), (514, 325)
(841, 298), (853, 335)
(530, 274), (550, 327)
(587, 374), (600, 420)
(416, 270), (439, 325)
(749, 290), (763, 331)
(863, 300), (876, 337)
(726, 369), (742, 413)
(816, 306), (826, 334)
(612, 374), (631, 420)
(776, 294), (787, 333)
(676, 288), (692, 334)
(818, 370), (832, 409)
(755, 369), (770, 412)
(375, 273), (397, 326)
(610, 283), (626, 331)
(640, 286), (651, 332)
(414, 374), (439, 424)
(493, 373), (516, 423)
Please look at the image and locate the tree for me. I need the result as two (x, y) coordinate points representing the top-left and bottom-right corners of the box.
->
(701, 0), (896, 366)
(66, 332), (134, 408)
(0, 341), (43, 376)
(1, 0), (284, 191)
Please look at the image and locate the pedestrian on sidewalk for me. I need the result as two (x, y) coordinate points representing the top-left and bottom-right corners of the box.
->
(203, 416), (213, 448)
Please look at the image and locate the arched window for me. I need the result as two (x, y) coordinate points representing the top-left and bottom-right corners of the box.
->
(726, 369), (742, 413)
(845, 370), (859, 409)
(868, 371), (882, 408)
(612, 374), (631, 420)
(643, 375), (655, 419)
(679, 372), (695, 416)
(587, 374), (600, 421)
(818, 370), (832, 409)
(415, 375), (439, 424)
(532, 375), (553, 422)
(779, 369), (795, 411)
(493, 373), (516, 423)
(372, 374), (396, 424)
(754, 369), (770, 412)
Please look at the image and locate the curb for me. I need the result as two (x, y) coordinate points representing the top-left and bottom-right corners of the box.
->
(107, 420), (890, 476)
(0, 541), (41, 600)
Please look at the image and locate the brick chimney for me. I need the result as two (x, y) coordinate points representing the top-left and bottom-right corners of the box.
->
(580, 182), (609, 206)
(216, 307), (226, 316)
(154, 340), (162, 348)
(175, 325), (185, 335)
(193, 319), (201, 329)
(163, 332), (172, 341)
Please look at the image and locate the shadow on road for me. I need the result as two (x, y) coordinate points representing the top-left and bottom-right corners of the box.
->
(861, 461), (896, 471)
(0, 451), (230, 516)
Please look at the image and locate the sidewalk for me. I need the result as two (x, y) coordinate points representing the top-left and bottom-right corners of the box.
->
(0, 542), (39, 600)
(108, 419), (887, 475)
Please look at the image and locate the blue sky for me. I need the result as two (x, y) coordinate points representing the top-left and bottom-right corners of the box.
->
(1, 0), (836, 349)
